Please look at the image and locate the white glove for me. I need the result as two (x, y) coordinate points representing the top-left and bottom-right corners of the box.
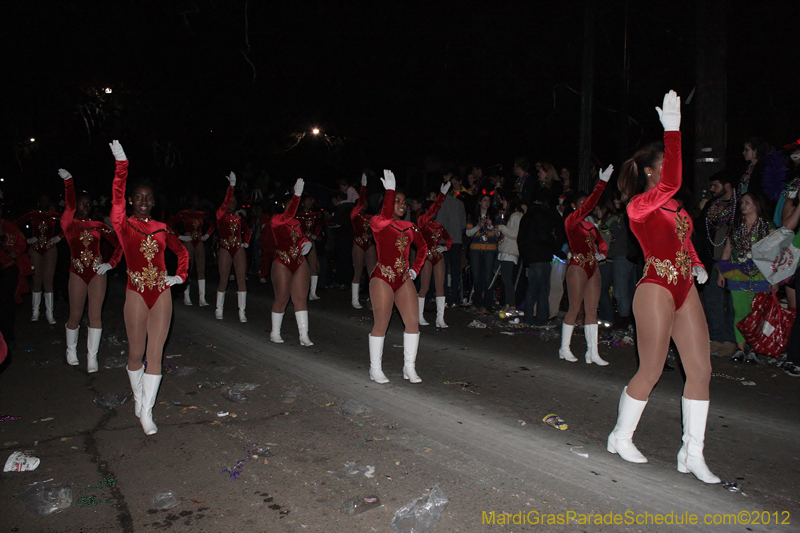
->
(656, 90), (681, 131)
(595, 253), (606, 262)
(598, 164), (614, 183)
(408, 270), (417, 281)
(226, 172), (236, 187)
(49, 236), (61, 245)
(692, 265), (708, 284)
(361, 173), (367, 187)
(201, 234), (210, 241)
(165, 276), (183, 287)
(381, 169), (396, 191)
(95, 263), (113, 275)
(301, 241), (312, 255)
(58, 168), (72, 180)
(293, 178), (304, 197)
(178, 235), (191, 242)
(108, 140), (127, 161)
(436, 245), (448, 253)
(440, 181), (451, 195)
(242, 243), (249, 249)
(27, 237), (37, 244)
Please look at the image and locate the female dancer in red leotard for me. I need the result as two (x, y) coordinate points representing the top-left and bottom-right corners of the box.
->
(558, 165), (613, 366)
(215, 173), (252, 322)
(167, 196), (214, 307)
(350, 173), (376, 309)
(607, 91), (719, 484)
(59, 168), (122, 373)
(110, 141), (189, 435)
(368, 170), (428, 383)
(416, 181), (451, 328)
(16, 196), (62, 324)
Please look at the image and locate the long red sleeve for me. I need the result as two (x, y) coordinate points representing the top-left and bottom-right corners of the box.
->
(627, 131), (682, 222)
(417, 192), (446, 230)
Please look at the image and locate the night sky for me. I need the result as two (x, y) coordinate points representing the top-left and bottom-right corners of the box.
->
(3, 0), (800, 205)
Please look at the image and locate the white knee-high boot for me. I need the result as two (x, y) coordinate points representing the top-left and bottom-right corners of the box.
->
(215, 291), (225, 320)
(368, 335), (389, 383)
(584, 323), (609, 365)
(183, 284), (192, 306)
(65, 326), (79, 365)
(44, 293), (56, 324)
(351, 283), (363, 309)
(402, 332), (422, 383)
(197, 280), (208, 306)
(139, 373), (162, 435)
(31, 292), (41, 321)
(435, 296), (448, 328)
(126, 366), (144, 418)
(295, 310), (313, 346)
(607, 387), (648, 463)
(558, 323), (577, 362)
(418, 297), (429, 326)
(677, 398), (721, 483)
(309, 276), (320, 300)
(87, 327), (101, 373)
(270, 312), (284, 343)
(237, 291), (247, 323)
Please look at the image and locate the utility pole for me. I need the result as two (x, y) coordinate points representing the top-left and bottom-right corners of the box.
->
(694, 0), (728, 196)
(578, 0), (596, 192)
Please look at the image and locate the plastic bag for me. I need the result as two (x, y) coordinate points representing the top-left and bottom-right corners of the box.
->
(4, 451), (40, 472)
(15, 482), (73, 516)
(751, 227), (800, 284)
(151, 490), (181, 510)
(391, 484), (448, 533)
(222, 388), (249, 403)
(736, 292), (796, 357)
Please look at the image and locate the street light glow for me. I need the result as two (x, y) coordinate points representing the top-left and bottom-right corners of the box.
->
(30, 138), (35, 142)
(312, 128), (320, 135)
(104, 87), (112, 94)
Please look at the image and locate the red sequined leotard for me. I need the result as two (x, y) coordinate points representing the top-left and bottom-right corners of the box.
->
(62, 177), (122, 284)
(627, 131), (701, 310)
(370, 190), (428, 292)
(416, 192), (450, 266)
(16, 210), (62, 256)
(167, 210), (215, 246)
(271, 195), (311, 273)
(351, 186), (374, 251)
(565, 180), (608, 277)
(111, 160), (189, 309)
(216, 186), (252, 257)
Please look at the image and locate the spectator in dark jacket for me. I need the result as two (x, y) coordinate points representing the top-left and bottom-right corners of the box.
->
(518, 187), (563, 327)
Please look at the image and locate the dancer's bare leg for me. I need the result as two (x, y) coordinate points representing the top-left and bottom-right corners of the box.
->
(370, 278), (395, 337)
(41, 247), (57, 293)
(86, 273), (107, 329)
(183, 242), (195, 274)
(218, 251), (233, 292)
(30, 251), (44, 292)
(290, 262), (310, 312)
(626, 283), (675, 401)
(307, 245), (318, 277)
(233, 248), (247, 292)
(433, 260), (446, 297)
(365, 246), (377, 277)
(671, 287), (712, 401)
(418, 261), (432, 298)
(271, 262), (292, 313)
(124, 291), (149, 372)
(564, 266), (588, 325)
(352, 245), (365, 283)
(66, 273), (88, 330)
(583, 270), (602, 325)
(395, 279), (420, 334)
(195, 241), (207, 280)
(143, 291), (172, 375)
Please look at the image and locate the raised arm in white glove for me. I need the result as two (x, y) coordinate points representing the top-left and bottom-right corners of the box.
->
(598, 164), (614, 183)
(301, 241), (312, 255)
(226, 172), (236, 187)
(294, 178), (304, 197)
(58, 169), (72, 180)
(692, 265), (708, 284)
(440, 181), (451, 195)
(95, 263), (113, 275)
(165, 275), (184, 287)
(361, 173), (367, 187)
(381, 170), (396, 191)
(49, 236), (61, 245)
(656, 90), (681, 132)
(109, 140), (127, 161)
(178, 235), (192, 242)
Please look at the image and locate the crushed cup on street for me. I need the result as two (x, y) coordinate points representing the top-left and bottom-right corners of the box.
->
(4, 451), (40, 472)
(543, 414), (568, 431)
